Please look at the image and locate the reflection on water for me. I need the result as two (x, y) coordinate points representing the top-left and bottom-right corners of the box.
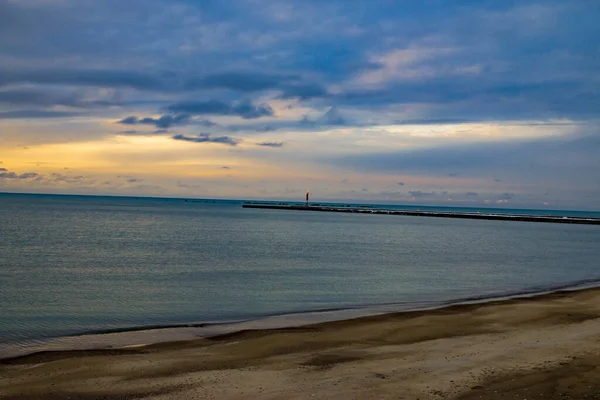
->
(1, 193), (600, 357)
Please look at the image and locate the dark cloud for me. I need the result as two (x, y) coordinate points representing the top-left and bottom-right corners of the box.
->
(409, 191), (437, 198)
(117, 114), (191, 129)
(118, 116), (139, 125)
(231, 100), (274, 119)
(186, 71), (297, 92)
(0, 171), (39, 179)
(448, 173), (458, 177)
(0, 88), (130, 111)
(255, 126), (275, 132)
(256, 142), (284, 148)
(154, 129), (168, 134)
(0, 110), (80, 119)
(278, 83), (328, 100)
(49, 173), (90, 184)
(0, 168), (6, 171)
(336, 78), (600, 122)
(186, 71), (326, 101)
(0, 1), (598, 126)
(498, 192), (515, 200)
(127, 178), (142, 183)
(394, 118), (478, 126)
(197, 119), (218, 127)
(172, 133), (239, 146)
(167, 99), (273, 119)
(299, 115), (314, 125)
(119, 130), (140, 134)
(0, 88), (83, 107)
(398, 182), (405, 186)
(220, 166), (231, 169)
(334, 135), (600, 186)
(319, 107), (346, 126)
(465, 192), (479, 197)
(0, 68), (164, 91)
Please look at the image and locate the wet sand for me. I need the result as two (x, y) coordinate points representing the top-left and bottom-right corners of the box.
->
(2, 288), (600, 399)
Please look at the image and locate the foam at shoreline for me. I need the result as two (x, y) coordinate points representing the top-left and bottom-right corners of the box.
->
(3, 277), (600, 362)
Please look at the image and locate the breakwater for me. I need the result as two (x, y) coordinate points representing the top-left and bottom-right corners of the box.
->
(242, 203), (600, 225)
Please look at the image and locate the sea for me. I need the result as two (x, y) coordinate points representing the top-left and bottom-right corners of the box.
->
(1, 193), (600, 359)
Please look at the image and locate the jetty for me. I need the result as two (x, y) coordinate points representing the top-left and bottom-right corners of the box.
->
(242, 203), (600, 225)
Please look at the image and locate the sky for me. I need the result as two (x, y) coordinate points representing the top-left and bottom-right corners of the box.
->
(0, 0), (599, 210)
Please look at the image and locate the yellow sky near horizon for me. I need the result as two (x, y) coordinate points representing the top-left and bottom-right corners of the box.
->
(0, 118), (588, 206)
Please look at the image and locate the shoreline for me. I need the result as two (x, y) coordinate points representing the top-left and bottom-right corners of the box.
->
(2, 286), (600, 399)
(3, 278), (600, 362)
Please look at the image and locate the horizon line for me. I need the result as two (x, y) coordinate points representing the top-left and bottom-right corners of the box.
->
(1, 191), (599, 214)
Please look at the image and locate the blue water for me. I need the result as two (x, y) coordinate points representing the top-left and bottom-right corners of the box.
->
(1, 193), (600, 356)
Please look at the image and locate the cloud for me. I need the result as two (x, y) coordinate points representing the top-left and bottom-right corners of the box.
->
(299, 115), (314, 125)
(185, 71), (327, 100)
(0, 0), (599, 208)
(167, 99), (273, 119)
(498, 192), (515, 200)
(186, 71), (296, 92)
(409, 190), (437, 198)
(397, 182), (405, 186)
(0, 88), (83, 108)
(318, 106), (346, 125)
(172, 133), (239, 146)
(117, 116), (139, 125)
(0, 68), (164, 91)
(0, 168), (6, 171)
(334, 134), (600, 185)
(117, 114), (191, 129)
(49, 173), (91, 184)
(465, 192), (479, 197)
(0, 171), (39, 179)
(278, 83), (328, 100)
(256, 142), (284, 148)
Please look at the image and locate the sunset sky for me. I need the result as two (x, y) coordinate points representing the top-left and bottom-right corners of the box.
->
(1, 0), (599, 209)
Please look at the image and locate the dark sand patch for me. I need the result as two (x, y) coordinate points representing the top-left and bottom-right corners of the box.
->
(457, 355), (600, 399)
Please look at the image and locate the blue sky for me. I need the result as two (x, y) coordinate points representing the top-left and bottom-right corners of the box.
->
(0, 0), (599, 209)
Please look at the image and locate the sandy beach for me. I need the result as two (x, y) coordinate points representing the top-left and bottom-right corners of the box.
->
(2, 288), (600, 400)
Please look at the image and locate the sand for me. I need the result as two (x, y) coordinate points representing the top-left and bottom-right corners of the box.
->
(2, 288), (600, 399)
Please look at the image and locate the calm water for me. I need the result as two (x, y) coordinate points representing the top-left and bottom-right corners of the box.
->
(1, 193), (600, 356)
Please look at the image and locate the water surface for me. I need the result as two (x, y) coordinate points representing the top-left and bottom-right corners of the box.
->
(1, 193), (599, 356)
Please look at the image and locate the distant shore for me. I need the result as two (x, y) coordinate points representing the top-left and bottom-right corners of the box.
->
(3, 287), (600, 399)
(243, 202), (600, 225)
